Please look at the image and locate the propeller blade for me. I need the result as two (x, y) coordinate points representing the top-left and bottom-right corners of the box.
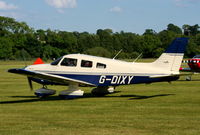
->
(27, 77), (33, 91)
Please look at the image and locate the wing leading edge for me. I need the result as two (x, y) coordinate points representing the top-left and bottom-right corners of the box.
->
(8, 68), (95, 86)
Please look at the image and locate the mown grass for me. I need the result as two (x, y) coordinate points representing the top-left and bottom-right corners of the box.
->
(0, 60), (200, 135)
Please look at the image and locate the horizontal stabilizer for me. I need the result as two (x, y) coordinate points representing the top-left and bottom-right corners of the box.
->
(149, 74), (179, 78)
(150, 73), (192, 78)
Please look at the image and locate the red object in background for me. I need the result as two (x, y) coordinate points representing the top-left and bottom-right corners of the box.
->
(188, 58), (200, 70)
(180, 55), (200, 72)
(179, 67), (183, 70)
(33, 58), (44, 65)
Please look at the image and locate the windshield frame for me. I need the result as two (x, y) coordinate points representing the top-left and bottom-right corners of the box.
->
(193, 55), (200, 59)
(51, 57), (63, 65)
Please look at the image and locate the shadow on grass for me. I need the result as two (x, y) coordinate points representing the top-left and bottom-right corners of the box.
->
(0, 96), (64, 104)
(178, 79), (200, 82)
(0, 92), (175, 104)
(127, 94), (175, 100)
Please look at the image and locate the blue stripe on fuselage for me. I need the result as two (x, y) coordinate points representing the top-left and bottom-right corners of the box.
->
(30, 74), (179, 86)
(52, 74), (179, 86)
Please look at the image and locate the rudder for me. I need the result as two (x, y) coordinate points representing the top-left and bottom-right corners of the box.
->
(152, 37), (189, 72)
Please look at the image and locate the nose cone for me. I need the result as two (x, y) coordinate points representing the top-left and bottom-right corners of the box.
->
(8, 68), (19, 73)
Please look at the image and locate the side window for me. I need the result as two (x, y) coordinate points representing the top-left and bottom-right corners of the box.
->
(60, 58), (77, 67)
(81, 60), (93, 68)
(96, 63), (106, 69)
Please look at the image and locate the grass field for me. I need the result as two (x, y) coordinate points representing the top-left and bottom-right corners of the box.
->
(0, 60), (200, 135)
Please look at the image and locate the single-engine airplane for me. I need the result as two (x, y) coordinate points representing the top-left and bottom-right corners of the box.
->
(8, 37), (189, 98)
(180, 55), (200, 80)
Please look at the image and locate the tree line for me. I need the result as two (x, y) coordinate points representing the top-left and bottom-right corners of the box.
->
(0, 16), (200, 60)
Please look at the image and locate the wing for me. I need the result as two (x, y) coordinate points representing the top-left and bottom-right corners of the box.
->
(8, 68), (95, 86)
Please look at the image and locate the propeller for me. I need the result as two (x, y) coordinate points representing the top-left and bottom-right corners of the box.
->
(27, 77), (33, 91)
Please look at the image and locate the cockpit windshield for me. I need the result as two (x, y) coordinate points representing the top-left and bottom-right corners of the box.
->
(51, 57), (63, 65)
(193, 55), (200, 59)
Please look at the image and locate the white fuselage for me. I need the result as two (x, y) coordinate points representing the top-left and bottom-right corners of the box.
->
(25, 54), (179, 86)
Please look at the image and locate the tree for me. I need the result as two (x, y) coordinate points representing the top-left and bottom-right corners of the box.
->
(140, 35), (162, 58)
(182, 24), (200, 36)
(96, 29), (113, 50)
(158, 30), (176, 49)
(167, 23), (182, 34)
(58, 31), (78, 52)
(195, 33), (200, 46)
(0, 15), (200, 60)
(185, 37), (200, 57)
(143, 29), (157, 35)
(77, 32), (100, 53)
(14, 49), (31, 60)
(0, 37), (13, 59)
(42, 45), (62, 60)
(182, 24), (190, 36)
(0, 16), (33, 35)
(189, 24), (200, 36)
(84, 47), (111, 58)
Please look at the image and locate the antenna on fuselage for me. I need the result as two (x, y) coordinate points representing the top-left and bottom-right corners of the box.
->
(133, 53), (143, 63)
(113, 49), (123, 60)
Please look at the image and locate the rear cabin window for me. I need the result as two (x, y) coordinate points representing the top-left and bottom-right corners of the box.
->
(60, 58), (77, 67)
(81, 60), (93, 68)
(96, 63), (106, 69)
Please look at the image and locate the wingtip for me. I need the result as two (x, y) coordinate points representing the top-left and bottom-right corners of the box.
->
(8, 68), (18, 73)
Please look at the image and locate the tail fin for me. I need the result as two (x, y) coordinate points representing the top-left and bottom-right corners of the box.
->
(153, 37), (189, 72)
